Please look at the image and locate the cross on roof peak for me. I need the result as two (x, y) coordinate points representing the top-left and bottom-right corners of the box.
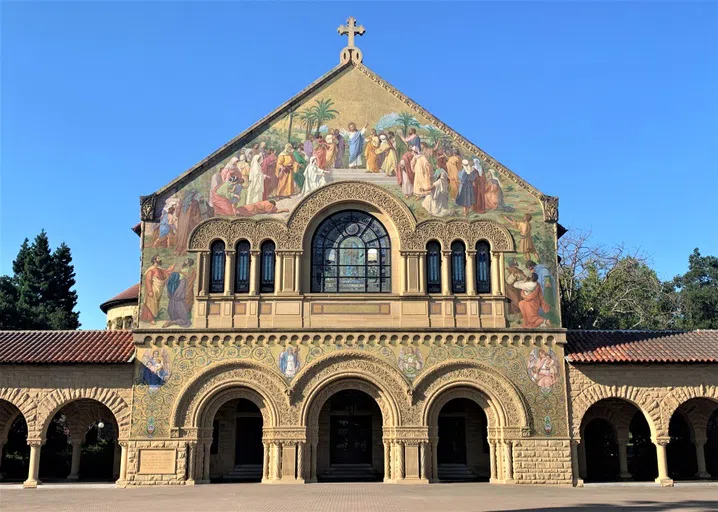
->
(337, 16), (365, 64)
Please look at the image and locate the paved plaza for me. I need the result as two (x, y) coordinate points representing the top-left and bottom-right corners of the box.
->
(2, 483), (718, 512)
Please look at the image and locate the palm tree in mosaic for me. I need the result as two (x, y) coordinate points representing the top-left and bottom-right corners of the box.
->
(426, 126), (449, 148)
(395, 111), (420, 136)
(310, 98), (339, 136)
(283, 106), (297, 143)
(298, 108), (317, 139)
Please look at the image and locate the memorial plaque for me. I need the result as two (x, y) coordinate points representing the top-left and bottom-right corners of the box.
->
(138, 449), (176, 474)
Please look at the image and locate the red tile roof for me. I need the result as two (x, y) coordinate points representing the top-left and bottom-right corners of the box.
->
(0, 330), (135, 364)
(566, 330), (718, 363)
(99, 283), (140, 313)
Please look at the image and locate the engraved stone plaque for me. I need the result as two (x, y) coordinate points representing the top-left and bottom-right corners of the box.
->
(138, 449), (176, 474)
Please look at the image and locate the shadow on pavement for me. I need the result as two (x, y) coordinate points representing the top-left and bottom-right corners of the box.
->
(499, 501), (718, 512)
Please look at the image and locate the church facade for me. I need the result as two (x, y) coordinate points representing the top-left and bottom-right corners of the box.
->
(1, 20), (716, 489)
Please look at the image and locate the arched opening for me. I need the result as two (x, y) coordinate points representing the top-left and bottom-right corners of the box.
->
(208, 398), (264, 483)
(0, 401), (28, 482)
(667, 397), (718, 481)
(450, 240), (466, 294)
(436, 398), (489, 482)
(317, 389), (383, 482)
(234, 240), (251, 293)
(426, 240), (442, 294)
(579, 399), (658, 483)
(210, 240), (226, 293)
(40, 399), (119, 482)
(260, 240), (276, 293)
(475, 241), (491, 293)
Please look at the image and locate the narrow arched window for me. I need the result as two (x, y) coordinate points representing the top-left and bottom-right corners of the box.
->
(451, 240), (466, 294)
(311, 210), (391, 293)
(235, 240), (251, 293)
(260, 240), (276, 293)
(210, 240), (226, 293)
(426, 241), (442, 293)
(476, 241), (491, 293)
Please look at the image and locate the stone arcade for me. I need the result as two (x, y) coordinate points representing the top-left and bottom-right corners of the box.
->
(0, 19), (716, 489)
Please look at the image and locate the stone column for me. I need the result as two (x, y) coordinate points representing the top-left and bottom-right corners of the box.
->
(383, 440), (391, 482)
(418, 253), (426, 294)
(310, 440), (318, 483)
(224, 250), (236, 295)
(466, 250), (476, 295)
(199, 251), (211, 295)
(498, 253), (506, 295)
(249, 250), (260, 295)
(431, 437), (439, 483)
(570, 440), (582, 487)
(67, 439), (83, 480)
(489, 440), (498, 483)
(617, 437), (631, 480)
(397, 442), (405, 480)
(419, 442), (429, 481)
(503, 440), (514, 482)
(491, 252), (501, 295)
(262, 442), (269, 483)
(274, 253), (283, 294)
(694, 437), (710, 479)
(578, 440), (587, 480)
(112, 441), (121, 480)
(296, 441), (305, 482)
(186, 442), (197, 485)
(294, 253), (301, 293)
(23, 439), (44, 489)
(116, 441), (128, 486)
(441, 251), (451, 295)
(202, 441), (212, 483)
(654, 439), (673, 486)
(271, 443), (281, 480)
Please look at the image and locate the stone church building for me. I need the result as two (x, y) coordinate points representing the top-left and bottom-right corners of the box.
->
(1, 19), (716, 489)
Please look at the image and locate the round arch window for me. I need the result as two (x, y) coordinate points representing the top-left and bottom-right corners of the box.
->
(311, 210), (391, 293)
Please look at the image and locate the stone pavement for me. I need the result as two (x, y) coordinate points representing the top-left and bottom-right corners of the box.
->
(1, 482), (718, 512)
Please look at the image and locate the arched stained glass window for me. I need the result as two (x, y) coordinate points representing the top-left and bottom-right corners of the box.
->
(451, 240), (466, 294)
(475, 241), (491, 293)
(311, 210), (391, 293)
(210, 240), (226, 293)
(235, 240), (251, 293)
(426, 241), (442, 293)
(260, 241), (276, 293)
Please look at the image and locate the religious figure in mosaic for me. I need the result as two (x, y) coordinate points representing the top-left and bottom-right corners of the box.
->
(279, 346), (301, 378)
(140, 348), (171, 392)
(398, 346), (424, 377)
(527, 348), (559, 392)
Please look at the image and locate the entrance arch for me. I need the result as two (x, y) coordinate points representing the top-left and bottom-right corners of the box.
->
(0, 400), (28, 482)
(665, 397), (718, 480)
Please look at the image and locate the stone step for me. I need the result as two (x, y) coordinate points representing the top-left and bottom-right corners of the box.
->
(319, 463), (380, 482)
(226, 464), (262, 481)
(437, 463), (479, 482)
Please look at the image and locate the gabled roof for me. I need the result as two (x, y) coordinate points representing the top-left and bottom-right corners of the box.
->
(99, 283), (140, 313)
(0, 330), (135, 364)
(565, 330), (718, 363)
(143, 61), (551, 216)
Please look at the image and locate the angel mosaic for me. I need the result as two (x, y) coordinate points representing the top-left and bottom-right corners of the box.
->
(527, 348), (559, 392)
(398, 346), (424, 377)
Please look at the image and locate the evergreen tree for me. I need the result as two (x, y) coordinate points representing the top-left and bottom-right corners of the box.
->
(47, 243), (80, 329)
(673, 249), (718, 329)
(0, 276), (23, 329)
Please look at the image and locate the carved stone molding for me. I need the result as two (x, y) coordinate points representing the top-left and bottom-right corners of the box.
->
(140, 194), (157, 222)
(410, 219), (514, 252)
(541, 195), (559, 223)
(659, 385), (718, 435)
(425, 386), (499, 431)
(0, 388), (37, 432)
(188, 218), (288, 251)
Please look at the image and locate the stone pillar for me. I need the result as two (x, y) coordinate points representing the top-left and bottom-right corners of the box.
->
(617, 437), (631, 480)
(274, 253), (283, 294)
(489, 440), (498, 483)
(67, 439), (83, 480)
(116, 441), (128, 486)
(294, 253), (301, 293)
(296, 442), (305, 482)
(310, 440), (318, 483)
(654, 439), (673, 486)
(441, 251), (451, 295)
(503, 440), (514, 482)
(249, 250), (260, 295)
(570, 440), (583, 487)
(578, 440), (587, 480)
(202, 441), (212, 483)
(466, 251), (476, 295)
(397, 442), (405, 480)
(498, 253), (506, 295)
(112, 441), (121, 480)
(23, 439), (43, 489)
(420, 442), (429, 481)
(199, 251), (211, 295)
(431, 437), (439, 483)
(224, 250), (236, 295)
(418, 253), (426, 294)
(491, 252), (501, 295)
(262, 442), (269, 482)
(271, 443), (281, 480)
(694, 438), (710, 479)
(186, 442), (197, 485)
(383, 440), (392, 482)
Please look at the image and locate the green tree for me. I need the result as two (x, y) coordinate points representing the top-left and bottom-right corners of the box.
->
(425, 126), (449, 148)
(298, 108), (317, 139)
(673, 248), (718, 329)
(395, 111), (420, 136)
(310, 98), (339, 136)
(47, 243), (80, 329)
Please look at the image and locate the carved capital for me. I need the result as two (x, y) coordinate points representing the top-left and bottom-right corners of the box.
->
(140, 194), (157, 222)
(541, 195), (559, 223)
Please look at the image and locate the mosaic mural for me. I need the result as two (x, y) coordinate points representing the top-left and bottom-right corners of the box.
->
(131, 342), (567, 439)
(140, 66), (559, 329)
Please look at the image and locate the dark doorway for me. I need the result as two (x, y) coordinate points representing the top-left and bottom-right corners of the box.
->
(318, 389), (382, 482)
(584, 418), (619, 482)
(436, 398), (488, 482)
(668, 412), (697, 480)
(235, 417), (263, 465)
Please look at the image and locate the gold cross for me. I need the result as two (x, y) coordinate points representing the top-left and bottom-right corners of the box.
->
(337, 16), (365, 49)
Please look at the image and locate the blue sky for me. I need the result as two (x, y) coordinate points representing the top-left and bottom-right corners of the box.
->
(2, 2), (717, 329)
